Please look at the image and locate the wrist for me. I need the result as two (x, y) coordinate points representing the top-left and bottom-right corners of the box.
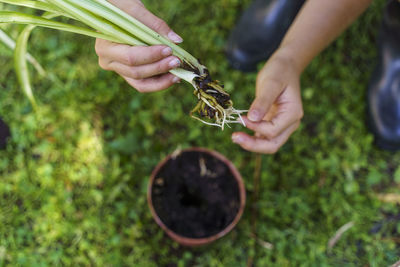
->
(272, 45), (306, 74)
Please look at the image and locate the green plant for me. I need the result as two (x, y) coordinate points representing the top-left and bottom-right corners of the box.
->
(0, 0), (246, 129)
(0, 27), (46, 108)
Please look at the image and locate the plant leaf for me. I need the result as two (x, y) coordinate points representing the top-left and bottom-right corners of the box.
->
(0, 11), (121, 43)
(0, 28), (45, 76)
(45, 0), (144, 45)
(0, 0), (68, 17)
(13, 12), (58, 108)
(14, 24), (37, 108)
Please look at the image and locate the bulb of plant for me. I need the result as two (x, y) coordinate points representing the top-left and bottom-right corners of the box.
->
(0, 0), (246, 129)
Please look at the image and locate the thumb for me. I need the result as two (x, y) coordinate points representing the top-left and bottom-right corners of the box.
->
(248, 78), (285, 122)
(108, 0), (183, 43)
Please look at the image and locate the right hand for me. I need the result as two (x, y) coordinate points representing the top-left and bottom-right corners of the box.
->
(95, 0), (183, 93)
(232, 50), (304, 154)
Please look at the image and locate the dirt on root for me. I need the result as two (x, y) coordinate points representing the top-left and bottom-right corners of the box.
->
(151, 151), (241, 239)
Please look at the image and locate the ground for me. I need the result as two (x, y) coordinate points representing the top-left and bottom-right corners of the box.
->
(0, 0), (399, 266)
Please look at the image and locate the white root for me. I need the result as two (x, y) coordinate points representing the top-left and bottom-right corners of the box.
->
(193, 90), (247, 130)
(191, 115), (223, 128)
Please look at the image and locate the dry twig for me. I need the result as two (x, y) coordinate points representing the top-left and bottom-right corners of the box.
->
(247, 154), (263, 267)
(327, 221), (355, 253)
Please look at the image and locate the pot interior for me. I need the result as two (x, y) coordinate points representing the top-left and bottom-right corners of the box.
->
(151, 150), (241, 239)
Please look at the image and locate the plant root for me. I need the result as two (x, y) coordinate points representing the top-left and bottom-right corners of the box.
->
(190, 72), (247, 130)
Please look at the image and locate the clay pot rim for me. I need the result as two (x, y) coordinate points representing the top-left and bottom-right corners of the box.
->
(147, 147), (246, 247)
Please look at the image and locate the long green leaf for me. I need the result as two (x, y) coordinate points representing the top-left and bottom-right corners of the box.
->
(14, 24), (37, 108)
(0, 28), (45, 75)
(0, 11), (123, 43)
(66, 0), (161, 45)
(13, 12), (57, 108)
(44, 0), (145, 46)
(0, 0), (68, 17)
(0, 11), (198, 85)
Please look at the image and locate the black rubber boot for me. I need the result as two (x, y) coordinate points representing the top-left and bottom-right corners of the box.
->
(367, 0), (400, 151)
(225, 0), (306, 72)
(0, 117), (10, 150)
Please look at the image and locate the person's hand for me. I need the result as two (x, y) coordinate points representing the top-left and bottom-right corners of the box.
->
(232, 51), (304, 153)
(95, 0), (182, 93)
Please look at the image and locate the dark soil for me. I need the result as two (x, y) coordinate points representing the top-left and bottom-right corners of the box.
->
(151, 151), (241, 239)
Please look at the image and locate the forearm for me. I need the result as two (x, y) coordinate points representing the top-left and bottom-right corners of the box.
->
(278, 0), (372, 73)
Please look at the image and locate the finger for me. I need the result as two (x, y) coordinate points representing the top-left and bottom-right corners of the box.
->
(121, 73), (180, 93)
(109, 56), (180, 80)
(231, 122), (300, 154)
(108, 0), (183, 43)
(96, 40), (173, 66)
(242, 104), (303, 140)
(248, 77), (286, 122)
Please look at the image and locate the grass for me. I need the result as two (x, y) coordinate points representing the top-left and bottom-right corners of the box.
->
(0, 0), (399, 265)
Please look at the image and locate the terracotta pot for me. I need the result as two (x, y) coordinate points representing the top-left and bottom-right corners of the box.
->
(148, 147), (246, 247)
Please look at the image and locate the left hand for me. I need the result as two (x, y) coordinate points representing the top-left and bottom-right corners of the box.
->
(232, 52), (304, 153)
(95, 0), (183, 93)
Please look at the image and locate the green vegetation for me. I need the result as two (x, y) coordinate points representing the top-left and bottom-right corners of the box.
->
(0, 0), (399, 265)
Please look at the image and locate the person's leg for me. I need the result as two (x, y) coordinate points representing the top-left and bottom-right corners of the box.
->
(0, 118), (10, 150)
(225, 0), (306, 72)
(367, 0), (400, 150)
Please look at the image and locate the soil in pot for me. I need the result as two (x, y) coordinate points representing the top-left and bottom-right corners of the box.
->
(151, 151), (241, 239)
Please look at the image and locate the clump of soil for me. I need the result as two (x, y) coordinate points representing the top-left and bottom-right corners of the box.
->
(151, 151), (241, 239)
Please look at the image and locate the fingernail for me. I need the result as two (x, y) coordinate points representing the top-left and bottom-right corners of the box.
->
(172, 76), (181, 84)
(248, 110), (261, 122)
(168, 31), (183, 43)
(169, 58), (180, 68)
(162, 47), (172, 56)
(232, 134), (243, 144)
